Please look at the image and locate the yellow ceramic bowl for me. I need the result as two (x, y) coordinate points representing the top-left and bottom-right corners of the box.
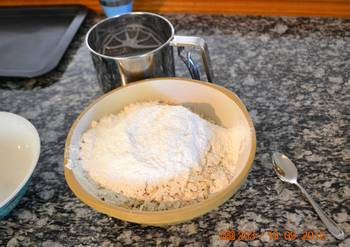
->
(64, 78), (256, 225)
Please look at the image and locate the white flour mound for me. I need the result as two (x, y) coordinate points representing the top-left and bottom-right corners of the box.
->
(79, 101), (248, 210)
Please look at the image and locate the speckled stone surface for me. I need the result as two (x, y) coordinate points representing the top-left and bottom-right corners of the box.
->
(0, 13), (349, 246)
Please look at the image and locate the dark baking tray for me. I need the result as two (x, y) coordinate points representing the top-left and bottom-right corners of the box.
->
(0, 5), (87, 78)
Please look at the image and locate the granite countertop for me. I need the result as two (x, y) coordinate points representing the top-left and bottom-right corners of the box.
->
(0, 13), (349, 246)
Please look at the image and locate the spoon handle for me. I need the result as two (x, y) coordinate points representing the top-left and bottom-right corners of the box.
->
(295, 182), (344, 240)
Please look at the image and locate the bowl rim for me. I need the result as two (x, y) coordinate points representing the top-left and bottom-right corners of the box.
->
(0, 112), (41, 208)
(64, 77), (256, 225)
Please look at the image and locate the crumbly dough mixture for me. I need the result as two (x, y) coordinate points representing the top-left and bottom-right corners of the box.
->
(79, 101), (247, 210)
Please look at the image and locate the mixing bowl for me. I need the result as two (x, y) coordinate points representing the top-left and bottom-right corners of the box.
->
(64, 78), (256, 225)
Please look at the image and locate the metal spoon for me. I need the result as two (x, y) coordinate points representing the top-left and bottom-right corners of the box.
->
(272, 152), (345, 240)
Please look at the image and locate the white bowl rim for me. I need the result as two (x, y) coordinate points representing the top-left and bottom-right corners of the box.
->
(0, 112), (41, 208)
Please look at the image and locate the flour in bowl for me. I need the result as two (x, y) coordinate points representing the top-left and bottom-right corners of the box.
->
(79, 101), (248, 210)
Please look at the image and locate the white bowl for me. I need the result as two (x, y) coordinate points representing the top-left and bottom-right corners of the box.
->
(0, 112), (40, 219)
(64, 78), (256, 225)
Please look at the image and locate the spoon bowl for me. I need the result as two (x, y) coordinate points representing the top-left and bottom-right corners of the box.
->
(272, 152), (298, 184)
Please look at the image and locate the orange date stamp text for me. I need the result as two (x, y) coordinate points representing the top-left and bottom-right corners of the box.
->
(219, 229), (326, 241)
